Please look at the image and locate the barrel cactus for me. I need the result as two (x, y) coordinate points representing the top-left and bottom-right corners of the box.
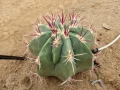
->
(29, 11), (95, 83)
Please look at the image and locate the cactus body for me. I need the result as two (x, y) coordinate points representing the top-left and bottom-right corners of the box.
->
(29, 12), (94, 81)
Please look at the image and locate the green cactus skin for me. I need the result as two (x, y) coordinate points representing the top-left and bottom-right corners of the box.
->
(29, 11), (95, 81)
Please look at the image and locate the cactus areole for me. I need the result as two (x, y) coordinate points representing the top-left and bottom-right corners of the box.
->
(29, 11), (95, 81)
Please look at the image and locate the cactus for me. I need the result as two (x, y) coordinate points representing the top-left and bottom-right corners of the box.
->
(29, 11), (95, 82)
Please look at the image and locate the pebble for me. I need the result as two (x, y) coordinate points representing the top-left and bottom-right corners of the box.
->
(18, 65), (22, 69)
(115, 67), (119, 70)
(102, 23), (111, 30)
(58, 5), (64, 9)
(109, 49), (112, 53)
(3, 32), (9, 36)
(4, 65), (8, 69)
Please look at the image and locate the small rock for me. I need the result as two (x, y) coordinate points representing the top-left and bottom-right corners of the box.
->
(58, 5), (64, 9)
(116, 67), (119, 70)
(4, 65), (8, 69)
(18, 65), (22, 68)
(109, 49), (112, 53)
(102, 23), (111, 30)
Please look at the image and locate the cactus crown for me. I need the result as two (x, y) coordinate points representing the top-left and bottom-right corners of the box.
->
(29, 11), (95, 81)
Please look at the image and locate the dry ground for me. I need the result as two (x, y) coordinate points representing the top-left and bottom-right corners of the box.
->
(0, 0), (120, 90)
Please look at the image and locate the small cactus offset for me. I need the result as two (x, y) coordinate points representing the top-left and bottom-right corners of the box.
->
(29, 11), (95, 83)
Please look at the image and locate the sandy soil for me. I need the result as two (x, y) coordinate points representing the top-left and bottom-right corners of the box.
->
(0, 0), (120, 90)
